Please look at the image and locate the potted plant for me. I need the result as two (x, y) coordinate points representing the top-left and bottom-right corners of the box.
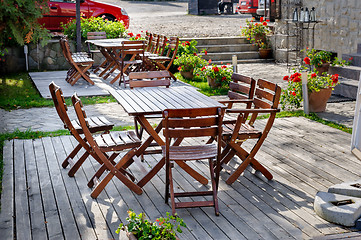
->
(280, 71), (340, 112)
(197, 63), (233, 88)
(303, 48), (351, 75)
(116, 210), (187, 240)
(241, 17), (271, 47)
(174, 52), (208, 79)
(257, 37), (272, 59)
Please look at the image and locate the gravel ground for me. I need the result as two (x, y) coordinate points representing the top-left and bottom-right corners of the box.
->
(100, 0), (249, 37)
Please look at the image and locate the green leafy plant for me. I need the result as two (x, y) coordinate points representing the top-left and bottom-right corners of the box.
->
(196, 63), (233, 87)
(62, 16), (127, 40)
(257, 37), (271, 49)
(116, 210), (187, 240)
(174, 53), (208, 72)
(303, 48), (352, 69)
(177, 39), (199, 56)
(280, 71), (340, 110)
(241, 17), (271, 45)
(0, 0), (51, 57)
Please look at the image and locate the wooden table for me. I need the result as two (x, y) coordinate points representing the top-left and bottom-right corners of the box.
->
(86, 38), (135, 84)
(110, 86), (225, 187)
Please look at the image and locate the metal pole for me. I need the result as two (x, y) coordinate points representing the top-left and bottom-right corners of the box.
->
(232, 55), (237, 73)
(302, 71), (309, 114)
(24, 45), (28, 71)
(76, 0), (81, 52)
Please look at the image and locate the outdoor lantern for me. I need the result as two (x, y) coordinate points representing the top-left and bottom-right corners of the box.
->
(300, 7), (304, 22)
(292, 8), (298, 22)
(304, 7), (310, 22)
(310, 7), (316, 22)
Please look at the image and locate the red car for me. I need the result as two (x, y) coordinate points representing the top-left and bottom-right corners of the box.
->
(39, 0), (130, 31)
(236, 0), (260, 19)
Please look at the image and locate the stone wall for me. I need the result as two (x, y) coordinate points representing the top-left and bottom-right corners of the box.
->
(274, 0), (361, 61)
(1, 38), (103, 73)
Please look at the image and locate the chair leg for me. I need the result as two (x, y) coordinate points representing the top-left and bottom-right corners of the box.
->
(62, 142), (83, 168)
(209, 158), (219, 216)
(168, 163), (176, 216)
(68, 151), (90, 177)
(165, 159), (170, 204)
(91, 149), (143, 198)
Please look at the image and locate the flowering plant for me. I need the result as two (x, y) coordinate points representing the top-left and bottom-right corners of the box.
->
(127, 32), (145, 41)
(303, 48), (352, 68)
(280, 71), (340, 110)
(174, 53), (208, 72)
(257, 37), (271, 49)
(197, 63), (233, 87)
(177, 39), (199, 56)
(116, 210), (186, 240)
(241, 17), (271, 45)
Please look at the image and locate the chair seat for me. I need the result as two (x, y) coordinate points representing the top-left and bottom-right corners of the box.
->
(73, 55), (94, 63)
(222, 123), (262, 139)
(94, 131), (141, 151)
(71, 116), (114, 133)
(222, 113), (237, 124)
(148, 56), (171, 62)
(162, 144), (217, 161)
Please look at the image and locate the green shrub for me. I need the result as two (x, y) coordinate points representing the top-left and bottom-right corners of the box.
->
(62, 16), (128, 40)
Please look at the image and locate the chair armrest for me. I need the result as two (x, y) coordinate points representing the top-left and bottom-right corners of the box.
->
(226, 108), (280, 114)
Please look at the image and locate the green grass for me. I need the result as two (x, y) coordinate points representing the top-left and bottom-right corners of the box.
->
(175, 73), (229, 96)
(0, 72), (116, 111)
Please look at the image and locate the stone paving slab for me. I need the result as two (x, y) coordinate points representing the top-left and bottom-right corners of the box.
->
(29, 71), (109, 99)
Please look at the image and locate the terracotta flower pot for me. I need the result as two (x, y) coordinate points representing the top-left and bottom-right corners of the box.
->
(308, 87), (332, 112)
(315, 63), (330, 76)
(207, 76), (221, 88)
(118, 230), (180, 240)
(259, 48), (272, 59)
(180, 70), (194, 79)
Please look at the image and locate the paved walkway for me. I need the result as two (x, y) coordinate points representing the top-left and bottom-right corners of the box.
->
(0, 63), (356, 133)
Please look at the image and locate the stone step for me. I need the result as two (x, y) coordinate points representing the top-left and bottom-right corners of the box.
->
(201, 51), (260, 61)
(343, 53), (361, 67)
(197, 44), (258, 53)
(329, 65), (361, 81)
(180, 36), (248, 45)
(211, 58), (275, 65)
(333, 77), (358, 100)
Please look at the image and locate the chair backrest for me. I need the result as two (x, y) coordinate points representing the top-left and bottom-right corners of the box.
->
(157, 35), (168, 56)
(121, 40), (146, 58)
(87, 31), (107, 40)
(49, 82), (73, 130)
(163, 107), (224, 140)
(163, 37), (179, 70)
(149, 33), (160, 54)
(60, 37), (72, 65)
(145, 32), (153, 52)
(129, 71), (171, 88)
(247, 78), (281, 126)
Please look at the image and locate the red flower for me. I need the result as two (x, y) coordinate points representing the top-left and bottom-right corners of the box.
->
(8, 37), (12, 40)
(291, 91), (296, 96)
(201, 66), (206, 71)
(193, 53), (197, 56)
(212, 66), (219, 72)
(283, 76), (289, 81)
(208, 59), (212, 64)
(311, 73), (317, 78)
(128, 32), (134, 37)
(222, 76), (227, 81)
(222, 65), (227, 69)
(266, 19), (270, 22)
(293, 77), (301, 82)
(177, 66), (182, 71)
(136, 33), (141, 38)
(304, 57), (310, 65)
(331, 74), (339, 84)
(204, 50), (208, 55)
(349, 57), (353, 61)
(135, 36), (139, 40)
(260, 17), (264, 22)
(185, 41), (190, 46)
(262, 22), (267, 26)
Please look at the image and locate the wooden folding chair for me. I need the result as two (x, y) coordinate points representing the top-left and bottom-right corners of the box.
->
(146, 37), (179, 80)
(220, 78), (281, 184)
(109, 40), (146, 87)
(87, 31), (107, 59)
(129, 70), (171, 149)
(72, 94), (143, 197)
(162, 107), (224, 216)
(49, 82), (114, 177)
(61, 37), (95, 85)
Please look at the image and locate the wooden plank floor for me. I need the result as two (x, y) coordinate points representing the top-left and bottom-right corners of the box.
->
(1, 117), (361, 240)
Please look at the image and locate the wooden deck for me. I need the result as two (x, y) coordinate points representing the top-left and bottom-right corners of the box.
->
(1, 117), (361, 240)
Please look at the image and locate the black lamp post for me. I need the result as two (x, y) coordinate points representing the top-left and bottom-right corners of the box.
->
(76, 0), (81, 52)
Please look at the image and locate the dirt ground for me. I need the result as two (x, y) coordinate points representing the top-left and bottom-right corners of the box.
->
(100, 0), (251, 37)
